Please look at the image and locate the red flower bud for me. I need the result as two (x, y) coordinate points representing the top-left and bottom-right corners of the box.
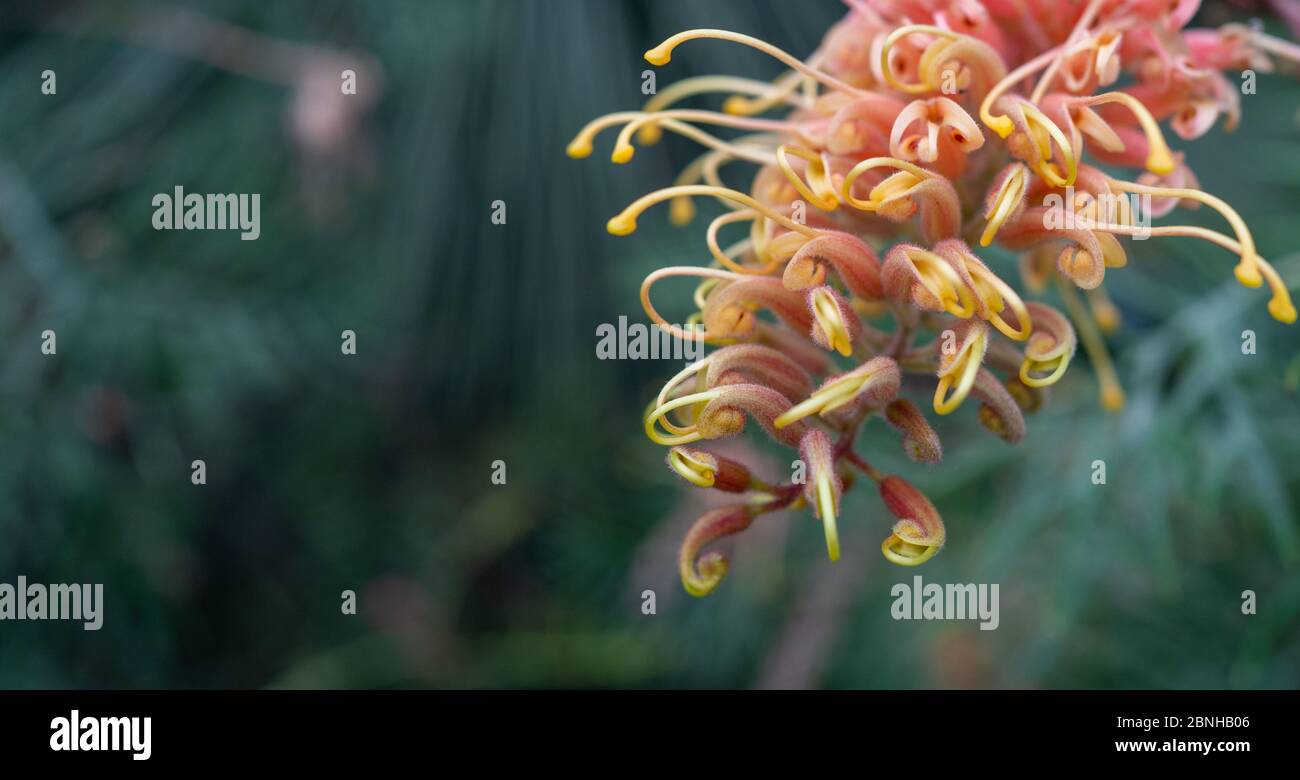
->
(884, 399), (943, 463)
(878, 475), (946, 566)
(666, 446), (753, 492)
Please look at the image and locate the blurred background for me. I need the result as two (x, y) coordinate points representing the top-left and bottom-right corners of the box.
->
(0, 0), (1297, 689)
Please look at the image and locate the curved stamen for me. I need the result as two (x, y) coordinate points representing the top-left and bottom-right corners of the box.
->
(1106, 177), (1261, 288)
(639, 74), (810, 142)
(614, 109), (798, 163)
(1069, 93), (1175, 175)
(706, 209), (787, 275)
(981, 163), (1028, 246)
(886, 245), (978, 318)
(980, 47), (1062, 137)
(810, 287), (854, 356)
(879, 25), (960, 94)
(1055, 275), (1125, 411)
(816, 472), (840, 561)
(934, 323), (988, 415)
(724, 67), (811, 116)
(640, 266), (749, 342)
(1015, 99), (1078, 187)
(1083, 221), (1295, 323)
(776, 144), (841, 211)
(840, 156), (935, 211)
(610, 184), (820, 238)
(645, 389), (725, 445)
(774, 356), (900, 428)
(679, 504), (758, 596)
(667, 446), (720, 487)
(1019, 302), (1077, 388)
(645, 29), (867, 98)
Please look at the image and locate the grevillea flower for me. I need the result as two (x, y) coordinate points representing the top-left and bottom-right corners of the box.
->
(572, 1), (1300, 596)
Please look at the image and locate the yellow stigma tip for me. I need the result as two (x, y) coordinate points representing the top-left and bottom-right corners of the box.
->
(1269, 298), (1297, 324)
(1146, 152), (1175, 176)
(989, 117), (1014, 139)
(636, 126), (663, 145)
(607, 216), (637, 236)
(566, 142), (592, 159)
(1101, 385), (1126, 412)
(722, 96), (749, 115)
(611, 145), (634, 164)
(669, 200), (695, 226)
(1235, 263), (1263, 288)
(645, 48), (671, 66)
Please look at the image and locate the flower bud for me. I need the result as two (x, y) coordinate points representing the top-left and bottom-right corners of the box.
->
(666, 446), (753, 492)
(701, 277), (812, 340)
(878, 475), (946, 566)
(1020, 302), (1077, 388)
(783, 231), (883, 300)
(679, 505), (756, 597)
(775, 356), (900, 429)
(884, 399), (943, 464)
(807, 286), (863, 357)
(971, 369), (1026, 443)
(800, 430), (843, 561)
(696, 383), (808, 447)
(704, 344), (814, 404)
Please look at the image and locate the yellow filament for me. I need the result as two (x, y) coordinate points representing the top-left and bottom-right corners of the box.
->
(1016, 100), (1077, 187)
(965, 260), (1033, 341)
(1085, 222), (1295, 324)
(879, 25), (960, 94)
(706, 210), (783, 275)
(568, 111), (640, 158)
(934, 327), (987, 415)
(1087, 286), (1121, 333)
(980, 47), (1060, 138)
(667, 448), (716, 487)
(882, 534), (941, 566)
(1106, 178), (1261, 289)
(613, 109), (791, 164)
(774, 369), (882, 428)
(611, 185), (820, 238)
(816, 472), (841, 562)
(840, 156), (934, 212)
(1019, 352), (1072, 388)
(811, 289), (853, 356)
(655, 357), (713, 432)
(776, 145), (840, 211)
(641, 265), (751, 342)
(724, 68), (808, 116)
(569, 112), (773, 166)
(639, 75), (805, 142)
(645, 389), (725, 445)
(645, 29), (866, 98)
(904, 247), (977, 318)
(1056, 276), (1125, 411)
(1072, 92), (1175, 175)
(980, 163), (1028, 246)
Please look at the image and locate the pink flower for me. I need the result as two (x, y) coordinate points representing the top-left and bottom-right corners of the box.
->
(571, 0), (1299, 595)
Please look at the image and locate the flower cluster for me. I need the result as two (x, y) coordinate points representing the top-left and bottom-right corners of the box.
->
(571, 0), (1298, 596)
